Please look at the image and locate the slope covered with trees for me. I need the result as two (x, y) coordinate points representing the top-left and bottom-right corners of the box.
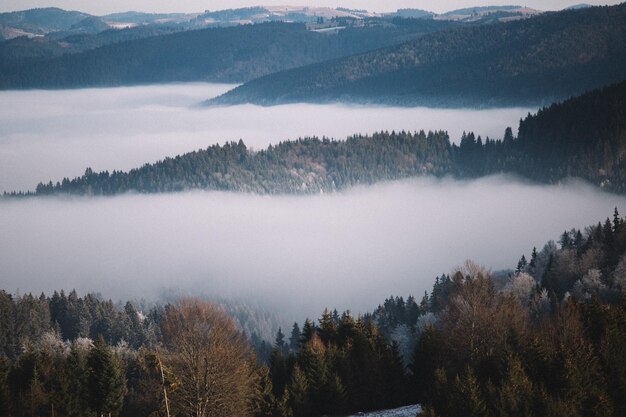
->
(10, 79), (626, 197)
(212, 3), (626, 107)
(0, 7), (91, 36)
(2, 210), (626, 416)
(453, 80), (626, 191)
(0, 19), (456, 89)
(21, 131), (453, 196)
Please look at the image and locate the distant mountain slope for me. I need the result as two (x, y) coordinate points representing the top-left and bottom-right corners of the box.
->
(101, 11), (192, 26)
(212, 4), (626, 107)
(0, 7), (90, 36)
(434, 5), (541, 22)
(0, 25), (184, 73)
(0, 19), (456, 89)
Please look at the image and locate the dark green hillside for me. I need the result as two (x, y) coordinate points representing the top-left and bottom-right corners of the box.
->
(212, 3), (626, 107)
(0, 19), (456, 89)
(0, 25), (187, 74)
(512, 80), (626, 188)
(24, 131), (452, 196)
(452, 80), (626, 190)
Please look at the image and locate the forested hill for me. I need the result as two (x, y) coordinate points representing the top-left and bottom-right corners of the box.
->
(0, 19), (456, 89)
(22, 131), (454, 196)
(452, 79), (626, 188)
(211, 3), (626, 107)
(2, 210), (626, 416)
(7, 79), (626, 197)
(512, 79), (626, 188)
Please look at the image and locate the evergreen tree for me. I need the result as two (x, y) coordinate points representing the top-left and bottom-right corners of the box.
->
(300, 319), (316, 347)
(286, 365), (309, 417)
(252, 366), (277, 417)
(289, 323), (301, 353)
(86, 336), (127, 417)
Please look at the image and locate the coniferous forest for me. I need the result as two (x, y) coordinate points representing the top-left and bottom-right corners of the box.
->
(3, 2), (626, 417)
(10, 79), (626, 197)
(1, 210), (626, 416)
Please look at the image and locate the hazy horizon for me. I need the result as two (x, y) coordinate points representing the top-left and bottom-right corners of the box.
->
(0, 1), (621, 15)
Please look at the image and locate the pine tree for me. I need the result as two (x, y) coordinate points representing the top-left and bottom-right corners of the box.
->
(300, 319), (316, 347)
(286, 365), (310, 417)
(86, 336), (127, 417)
(318, 309), (336, 345)
(517, 255), (528, 274)
(252, 366), (277, 417)
(0, 356), (10, 417)
(64, 342), (89, 417)
(269, 346), (289, 400)
(289, 323), (301, 353)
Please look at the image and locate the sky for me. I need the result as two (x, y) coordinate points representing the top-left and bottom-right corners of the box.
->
(0, 0), (622, 15)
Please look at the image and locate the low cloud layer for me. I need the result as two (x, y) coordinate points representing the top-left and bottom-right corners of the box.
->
(0, 83), (533, 192)
(2, 176), (624, 319)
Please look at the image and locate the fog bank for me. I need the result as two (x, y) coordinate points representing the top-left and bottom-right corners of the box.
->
(0, 83), (534, 192)
(1, 175), (624, 319)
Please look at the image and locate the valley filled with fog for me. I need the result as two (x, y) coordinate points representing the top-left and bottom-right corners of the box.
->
(0, 83), (533, 192)
(1, 83), (622, 319)
(2, 176), (626, 319)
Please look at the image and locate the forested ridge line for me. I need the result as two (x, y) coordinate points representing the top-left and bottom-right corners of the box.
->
(211, 3), (626, 107)
(0, 19), (456, 89)
(7, 79), (626, 197)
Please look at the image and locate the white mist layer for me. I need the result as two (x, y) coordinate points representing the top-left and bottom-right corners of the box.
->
(1, 176), (624, 319)
(0, 83), (534, 192)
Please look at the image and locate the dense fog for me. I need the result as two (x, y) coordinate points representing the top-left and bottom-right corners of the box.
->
(0, 83), (534, 192)
(2, 176), (625, 319)
(2, 83), (619, 319)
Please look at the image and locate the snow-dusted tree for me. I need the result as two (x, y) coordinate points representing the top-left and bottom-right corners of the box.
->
(533, 240), (558, 280)
(390, 324), (415, 367)
(504, 273), (536, 304)
(572, 269), (607, 300)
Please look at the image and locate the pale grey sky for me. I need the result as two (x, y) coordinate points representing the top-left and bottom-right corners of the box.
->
(0, 1), (622, 15)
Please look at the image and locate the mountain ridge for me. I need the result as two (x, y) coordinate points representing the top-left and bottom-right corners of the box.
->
(210, 3), (626, 108)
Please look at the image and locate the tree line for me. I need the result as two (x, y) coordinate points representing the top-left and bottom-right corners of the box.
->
(211, 3), (626, 107)
(8, 78), (626, 197)
(2, 209), (626, 416)
(0, 19), (454, 89)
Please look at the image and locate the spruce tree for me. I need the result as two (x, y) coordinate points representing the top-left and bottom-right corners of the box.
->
(252, 366), (277, 417)
(86, 336), (127, 417)
(289, 323), (301, 353)
(286, 365), (310, 417)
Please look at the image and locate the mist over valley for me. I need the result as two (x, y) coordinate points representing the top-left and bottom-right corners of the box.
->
(2, 4), (626, 416)
(0, 83), (533, 193)
(2, 175), (625, 319)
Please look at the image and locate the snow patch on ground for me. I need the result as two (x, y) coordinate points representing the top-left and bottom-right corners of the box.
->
(347, 404), (420, 417)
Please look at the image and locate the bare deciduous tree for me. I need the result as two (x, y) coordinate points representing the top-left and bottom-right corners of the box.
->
(161, 298), (256, 417)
